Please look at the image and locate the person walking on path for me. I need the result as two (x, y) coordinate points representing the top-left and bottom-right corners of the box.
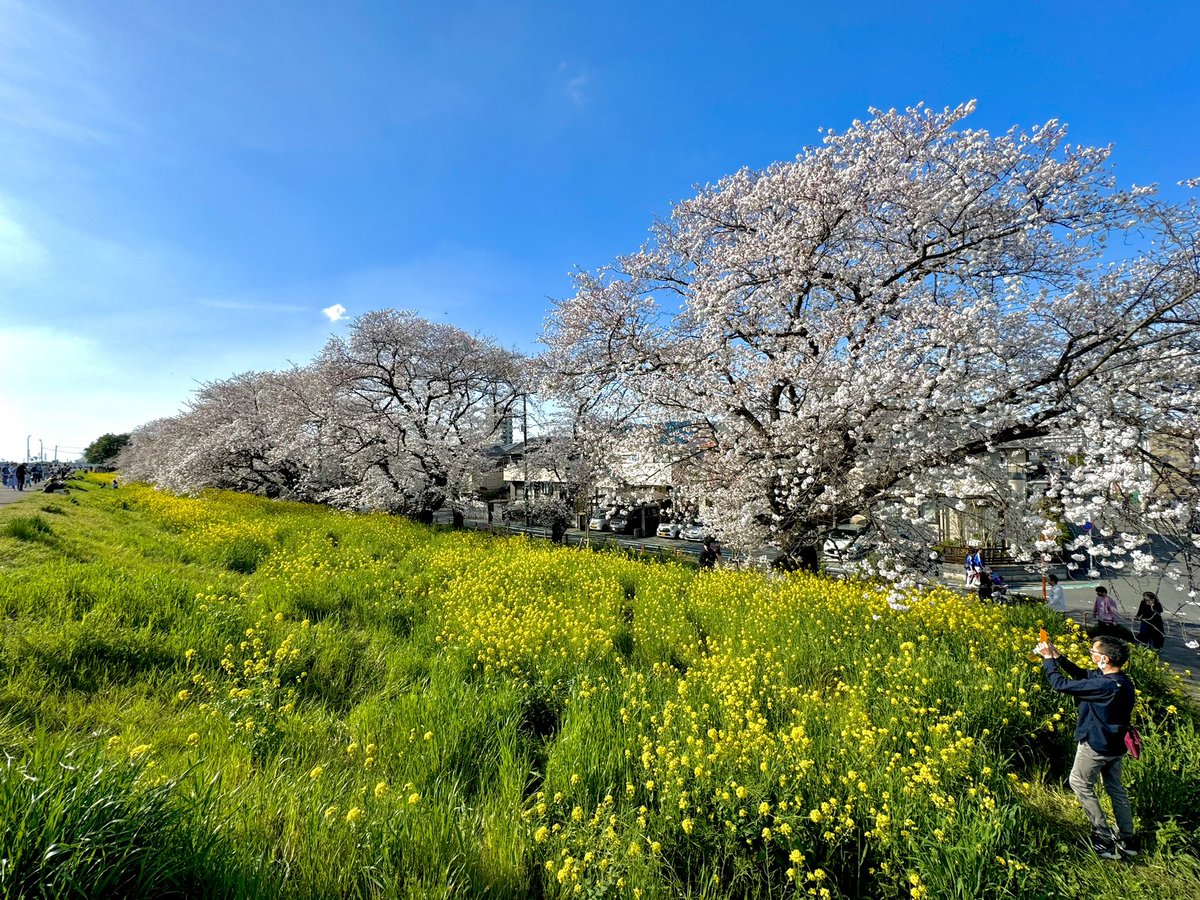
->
(14, 462), (26, 492)
(1036, 635), (1139, 859)
(1046, 574), (1067, 613)
(1089, 586), (1135, 641)
(1135, 591), (1165, 651)
(963, 547), (983, 586)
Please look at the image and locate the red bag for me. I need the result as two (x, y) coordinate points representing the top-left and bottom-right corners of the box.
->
(1124, 727), (1142, 759)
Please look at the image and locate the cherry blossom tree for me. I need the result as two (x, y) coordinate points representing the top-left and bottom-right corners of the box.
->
(318, 309), (525, 520)
(543, 103), (1200, 584)
(524, 353), (646, 526)
(120, 367), (336, 498)
(123, 311), (526, 521)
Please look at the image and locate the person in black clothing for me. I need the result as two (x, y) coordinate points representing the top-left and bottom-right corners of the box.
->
(1135, 591), (1164, 651)
(1036, 635), (1138, 858)
(14, 462), (26, 492)
(697, 537), (719, 569)
(977, 569), (994, 601)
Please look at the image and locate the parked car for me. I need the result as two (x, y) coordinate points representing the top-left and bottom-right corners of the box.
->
(821, 523), (874, 559)
(681, 521), (709, 542)
(588, 509), (615, 531)
(609, 505), (662, 536)
(656, 520), (682, 539)
(608, 508), (632, 533)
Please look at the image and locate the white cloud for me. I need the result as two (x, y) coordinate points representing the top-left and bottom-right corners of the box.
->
(0, 326), (162, 460)
(322, 303), (348, 322)
(0, 325), (101, 382)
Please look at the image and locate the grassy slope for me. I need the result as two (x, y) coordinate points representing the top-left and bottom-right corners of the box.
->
(0, 476), (1198, 899)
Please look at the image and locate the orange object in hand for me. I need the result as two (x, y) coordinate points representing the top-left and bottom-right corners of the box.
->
(1039, 628), (1049, 644)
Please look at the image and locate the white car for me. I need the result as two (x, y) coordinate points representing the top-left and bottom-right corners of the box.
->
(681, 521), (708, 542)
(656, 521), (682, 539)
(822, 523), (873, 559)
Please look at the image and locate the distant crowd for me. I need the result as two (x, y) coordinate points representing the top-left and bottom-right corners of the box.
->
(1, 462), (77, 493)
(964, 545), (1167, 653)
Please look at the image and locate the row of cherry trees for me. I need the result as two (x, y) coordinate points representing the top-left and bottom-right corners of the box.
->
(123, 103), (1200, 588)
(121, 310), (530, 521)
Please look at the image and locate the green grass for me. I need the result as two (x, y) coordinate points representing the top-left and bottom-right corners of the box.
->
(3, 515), (53, 542)
(0, 475), (1197, 899)
(0, 737), (245, 898)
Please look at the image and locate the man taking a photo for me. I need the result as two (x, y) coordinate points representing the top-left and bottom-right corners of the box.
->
(1036, 635), (1138, 859)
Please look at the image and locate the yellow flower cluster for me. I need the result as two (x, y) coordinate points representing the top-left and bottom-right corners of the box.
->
(181, 609), (305, 755)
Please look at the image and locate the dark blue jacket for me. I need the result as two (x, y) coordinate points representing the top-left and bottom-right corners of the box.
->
(1043, 656), (1135, 755)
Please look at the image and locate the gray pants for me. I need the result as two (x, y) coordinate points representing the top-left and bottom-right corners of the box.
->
(1068, 741), (1134, 837)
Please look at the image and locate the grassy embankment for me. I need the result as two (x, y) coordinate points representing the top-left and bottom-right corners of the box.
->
(1, 474), (1198, 899)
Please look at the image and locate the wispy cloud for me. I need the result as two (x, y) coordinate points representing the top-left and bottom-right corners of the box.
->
(0, 201), (49, 277)
(0, 0), (127, 145)
(0, 324), (191, 458)
(557, 62), (590, 108)
(183, 247), (545, 350)
(200, 298), (308, 313)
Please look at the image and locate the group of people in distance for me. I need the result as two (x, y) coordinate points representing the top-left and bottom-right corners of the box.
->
(2, 462), (73, 492)
(966, 549), (1166, 651)
(962, 546), (1010, 600)
(1, 462), (31, 490)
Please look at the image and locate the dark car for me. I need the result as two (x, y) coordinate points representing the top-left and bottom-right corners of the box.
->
(611, 505), (661, 536)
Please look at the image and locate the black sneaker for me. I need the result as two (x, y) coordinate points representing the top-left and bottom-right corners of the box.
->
(1115, 833), (1140, 858)
(1091, 830), (1119, 860)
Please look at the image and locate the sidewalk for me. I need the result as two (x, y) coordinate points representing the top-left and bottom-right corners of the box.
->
(0, 487), (39, 507)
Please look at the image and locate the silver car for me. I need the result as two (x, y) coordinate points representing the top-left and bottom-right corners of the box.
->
(588, 510), (614, 531)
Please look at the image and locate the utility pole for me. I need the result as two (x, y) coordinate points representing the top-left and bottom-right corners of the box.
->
(523, 393), (530, 527)
(26, 435), (30, 463)
(38, 439), (43, 461)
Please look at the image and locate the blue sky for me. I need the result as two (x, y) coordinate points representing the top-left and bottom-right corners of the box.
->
(1, 0), (1198, 461)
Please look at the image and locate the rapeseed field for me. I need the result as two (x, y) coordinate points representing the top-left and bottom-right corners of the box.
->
(1, 474), (1197, 898)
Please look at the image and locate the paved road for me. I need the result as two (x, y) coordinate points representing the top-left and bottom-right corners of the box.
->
(0, 487), (38, 507)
